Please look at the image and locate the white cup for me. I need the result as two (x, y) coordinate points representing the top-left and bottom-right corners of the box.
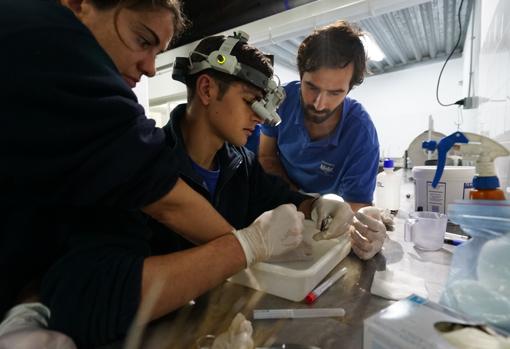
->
(404, 211), (447, 251)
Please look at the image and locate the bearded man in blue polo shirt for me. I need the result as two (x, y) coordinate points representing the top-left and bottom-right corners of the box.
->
(259, 21), (387, 260)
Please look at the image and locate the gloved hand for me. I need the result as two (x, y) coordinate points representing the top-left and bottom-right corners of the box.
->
(310, 194), (354, 241)
(362, 207), (395, 231)
(266, 220), (317, 263)
(233, 204), (304, 267)
(211, 313), (254, 349)
(0, 303), (77, 349)
(351, 206), (388, 260)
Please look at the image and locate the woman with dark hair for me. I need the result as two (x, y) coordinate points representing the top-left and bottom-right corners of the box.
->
(0, 1), (305, 347)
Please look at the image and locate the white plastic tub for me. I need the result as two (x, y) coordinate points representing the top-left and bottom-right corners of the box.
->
(229, 234), (351, 302)
(412, 166), (475, 214)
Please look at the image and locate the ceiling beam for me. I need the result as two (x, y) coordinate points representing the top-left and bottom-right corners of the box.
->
(261, 46), (297, 70)
(448, 0), (458, 54)
(360, 19), (396, 67)
(421, 1), (438, 59)
(383, 13), (410, 64)
(276, 40), (299, 58)
(365, 51), (462, 77)
(368, 59), (385, 73)
(289, 38), (303, 47)
(402, 9), (423, 61)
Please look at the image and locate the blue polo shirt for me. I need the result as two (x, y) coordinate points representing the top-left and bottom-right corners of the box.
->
(261, 81), (380, 203)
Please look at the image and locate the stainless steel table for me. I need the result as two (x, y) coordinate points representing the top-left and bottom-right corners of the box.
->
(104, 170), (455, 349)
(130, 253), (389, 349)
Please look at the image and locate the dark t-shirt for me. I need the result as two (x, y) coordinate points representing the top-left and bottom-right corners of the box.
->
(0, 0), (179, 323)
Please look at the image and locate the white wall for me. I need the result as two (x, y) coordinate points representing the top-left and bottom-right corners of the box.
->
(349, 58), (477, 158)
(469, 0), (510, 195)
(475, 0), (510, 138)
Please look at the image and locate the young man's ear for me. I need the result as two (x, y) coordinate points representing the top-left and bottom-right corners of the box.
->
(195, 74), (217, 106)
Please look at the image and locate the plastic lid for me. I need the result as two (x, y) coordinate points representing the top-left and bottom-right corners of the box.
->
(383, 158), (394, 168)
(473, 176), (500, 189)
(305, 293), (317, 304)
(412, 166), (475, 181)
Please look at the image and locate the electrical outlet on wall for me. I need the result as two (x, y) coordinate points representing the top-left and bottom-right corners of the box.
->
(463, 96), (491, 109)
(463, 96), (479, 109)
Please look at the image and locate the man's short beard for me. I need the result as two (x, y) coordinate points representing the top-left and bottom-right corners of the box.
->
(304, 108), (337, 124)
(302, 96), (342, 124)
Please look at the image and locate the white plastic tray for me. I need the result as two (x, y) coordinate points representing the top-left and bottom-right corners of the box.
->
(229, 234), (351, 302)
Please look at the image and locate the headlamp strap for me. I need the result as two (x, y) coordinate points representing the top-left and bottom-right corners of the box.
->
(218, 36), (238, 55)
(215, 31), (249, 65)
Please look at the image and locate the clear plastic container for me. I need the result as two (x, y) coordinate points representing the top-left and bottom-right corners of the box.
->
(375, 159), (400, 211)
(441, 200), (510, 331)
(404, 211), (447, 251)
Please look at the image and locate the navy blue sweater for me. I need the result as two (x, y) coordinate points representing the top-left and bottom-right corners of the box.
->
(0, 0), (180, 346)
(161, 104), (310, 228)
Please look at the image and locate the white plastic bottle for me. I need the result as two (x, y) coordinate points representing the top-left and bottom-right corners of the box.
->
(375, 159), (400, 212)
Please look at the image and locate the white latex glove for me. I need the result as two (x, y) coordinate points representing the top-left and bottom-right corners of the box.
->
(351, 206), (387, 260)
(211, 313), (254, 349)
(310, 194), (354, 241)
(266, 220), (317, 262)
(0, 303), (77, 349)
(368, 207), (395, 231)
(233, 204), (304, 267)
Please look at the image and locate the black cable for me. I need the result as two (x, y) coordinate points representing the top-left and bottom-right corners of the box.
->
(436, 0), (466, 107)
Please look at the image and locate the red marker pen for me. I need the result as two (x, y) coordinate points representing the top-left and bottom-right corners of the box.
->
(305, 267), (348, 304)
